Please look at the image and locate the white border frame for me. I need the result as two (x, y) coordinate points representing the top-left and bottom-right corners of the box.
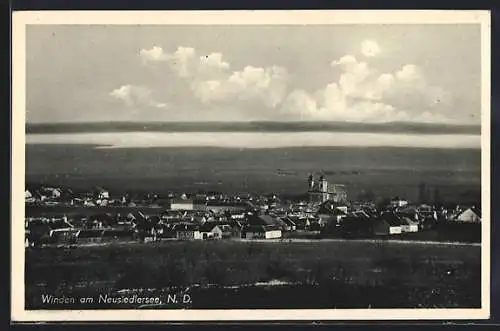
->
(11, 10), (491, 322)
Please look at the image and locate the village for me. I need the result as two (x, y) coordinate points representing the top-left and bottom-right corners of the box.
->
(24, 174), (482, 248)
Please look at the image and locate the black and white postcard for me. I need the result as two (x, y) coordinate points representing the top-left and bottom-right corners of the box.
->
(11, 10), (491, 322)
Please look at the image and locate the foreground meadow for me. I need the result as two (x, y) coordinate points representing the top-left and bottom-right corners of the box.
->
(25, 240), (481, 309)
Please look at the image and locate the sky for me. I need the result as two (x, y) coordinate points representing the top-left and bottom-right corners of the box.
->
(26, 24), (482, 124)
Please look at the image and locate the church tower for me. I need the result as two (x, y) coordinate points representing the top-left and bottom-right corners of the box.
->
(319, 175), (328, 192)
(319, 175), (328, 203)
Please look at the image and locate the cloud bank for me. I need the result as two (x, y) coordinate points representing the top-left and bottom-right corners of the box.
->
(281, 53), (452, 123)
(138, 45), (290, 109)
(110, 40), (454, 123)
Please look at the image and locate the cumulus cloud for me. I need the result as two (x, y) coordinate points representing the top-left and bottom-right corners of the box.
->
(109, 85), (166, 108)
(140, 45), (229, 78)
(396, 64), (421, 82)
(281, 52), (452, 123)
(361, 40), (381, 57)
(383, 64), (452, 111)
(140, 45), (289, 109)
(139, 46), (167, 62)
(134, 42), (451, 123)
(168, 47), (197, 78)
(194, 65), (289, 108)
(331, 56), (372, 99)
(199, 53), (230, 72)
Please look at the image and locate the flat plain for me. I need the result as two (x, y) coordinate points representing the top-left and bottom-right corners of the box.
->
(25, 240), (481, 309)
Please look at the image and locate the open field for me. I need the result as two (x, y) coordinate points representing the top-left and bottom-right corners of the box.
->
(26, 145), (480, 203)
(25, 240), (481, 309)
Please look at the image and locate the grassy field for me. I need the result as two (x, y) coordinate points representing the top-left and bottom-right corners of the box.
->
(26, 145), (480, 203)
(25, 240), (481, 309)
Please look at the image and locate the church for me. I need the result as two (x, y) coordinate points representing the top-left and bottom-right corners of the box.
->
(307, 174), (347, 204)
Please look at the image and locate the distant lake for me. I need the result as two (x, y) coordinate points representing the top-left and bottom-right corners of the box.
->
(26, 132), (481, 149)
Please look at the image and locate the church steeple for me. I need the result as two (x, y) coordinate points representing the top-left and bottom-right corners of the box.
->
(319, 174), (328, 193)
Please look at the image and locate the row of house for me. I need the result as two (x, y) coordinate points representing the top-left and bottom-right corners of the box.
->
(26, 216), (285, 247)
(174, 213), (285, 240)
(25, 179), (482, 246)
(300, 197), (482, 238)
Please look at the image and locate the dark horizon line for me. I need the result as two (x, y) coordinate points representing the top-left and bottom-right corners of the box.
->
(26, 120), (481, 135)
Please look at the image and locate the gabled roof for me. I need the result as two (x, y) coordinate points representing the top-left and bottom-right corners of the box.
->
(317, 204), (347, 216)
(352, 210), (371, 220)
(454, 206), (481, 220)
(379, 212), (402, 227)
(281, 216), (297, 226)
(397, 205), (418, 214)
(174, 223), (199, 232)
(251, 214), (277, 226)
(127, 211), (146, 221)
(469, 206), (482, 217)
(199, 222), (221, 232)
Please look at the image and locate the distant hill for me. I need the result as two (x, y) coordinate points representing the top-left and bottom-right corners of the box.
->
(26, 121), (481, 135)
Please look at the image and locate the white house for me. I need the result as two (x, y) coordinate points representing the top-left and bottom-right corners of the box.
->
(229, 212), (246, 220)
(264, 228), (282, 239)
(97, 187), (110, 199)
(390, 198), (408, 208)
(243, 225), (282, 239)
(84, 200), (96, 207)
(317, 202), (348, 226)
(96, 199), (108, 207)
(455, 207), (481, 223)
(43, 187), (62, 199)
(25, 190), (36, 203)
(170, 199), (194, 211)
(199, 223), (223, 240)
(400, 217), (419, 233)
(176, 224), (202, 240)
